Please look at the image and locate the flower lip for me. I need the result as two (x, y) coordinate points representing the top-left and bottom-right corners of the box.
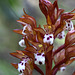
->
(22, 25), (27, 35)
(18, 60), (26, 73)
(19, 39), (25, 47)
(34, 52), (45, 65)
(57, 31), (65, 39)
(43, 34), (54, 44)
(65, 20), (74, 31)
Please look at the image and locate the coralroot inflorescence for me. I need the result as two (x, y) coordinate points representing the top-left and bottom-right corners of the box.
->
(10, 0), (75, 75)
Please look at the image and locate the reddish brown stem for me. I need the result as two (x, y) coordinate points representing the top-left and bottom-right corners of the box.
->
(51, 58), (66, 75)
(34, 63), (44, 75)
(53, 44), (65, 56)
(52, 68), (59, 75)
(45, 50), (52, 75)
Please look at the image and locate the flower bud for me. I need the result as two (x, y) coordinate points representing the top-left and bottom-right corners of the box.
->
(19, 39), (25, 47)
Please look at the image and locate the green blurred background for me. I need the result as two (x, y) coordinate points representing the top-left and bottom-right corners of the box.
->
(0, 0), (75, 75)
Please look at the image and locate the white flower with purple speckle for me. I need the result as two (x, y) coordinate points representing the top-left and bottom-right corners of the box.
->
(66, 20), (74, 31)
(60, 67), (66, 72)
(34, 52), (45, 65)
(18, 60), (26, 73)
(43, 34), (54, 45)
(57, 31), (65, 39)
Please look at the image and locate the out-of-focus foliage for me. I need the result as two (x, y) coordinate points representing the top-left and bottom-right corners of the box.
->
(0, 0), (75, 75)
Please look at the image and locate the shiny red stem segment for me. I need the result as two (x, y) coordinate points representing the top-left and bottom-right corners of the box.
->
(45, 50), (52, 75)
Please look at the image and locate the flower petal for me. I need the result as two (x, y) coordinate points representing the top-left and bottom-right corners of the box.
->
(22, 51), (34, 59)
(13, 29), (22, 35)
(34, 28), (45, 35)
(39, 0), (47, 17)
(10, 52), (24, 59)
(11, 63), (18, 69)
(25, 46), (37, 53)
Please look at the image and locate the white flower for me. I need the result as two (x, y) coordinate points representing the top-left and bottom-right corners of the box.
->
(43, 34), (54, 45)
(34, 52), (45, 65)
(65, 20), (74, 31)
(22, 24), (32, 35)
(22, 25), (27, 35)
(57, 31), (65, 39)
(18, 60), (26, 73)
(19, 39), (25, 47)
(60, 67), (66, 72)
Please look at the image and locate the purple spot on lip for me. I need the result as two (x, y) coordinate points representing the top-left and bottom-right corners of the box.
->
(21, 63), (23, 65)
(66, 26), (67, 28)
(68, 24), (70, 26)
(47, 37), (50, 40)
(49, 36), (52, 38)
(23, 69), (24, 72)
(58, 34), (62, 39)
(35, 58), (37, 61)
(42, 54), (45, 56)
(39, 61), (42, 65)
(37, 53), (41, 55)
(20, 70), (22, 73)
(67, 20), (70, 23)
(46, 34), (48, 35)
(19, 61), (21, 63)
(71, 25), (72, 28)
(22, 57), (25, 59)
